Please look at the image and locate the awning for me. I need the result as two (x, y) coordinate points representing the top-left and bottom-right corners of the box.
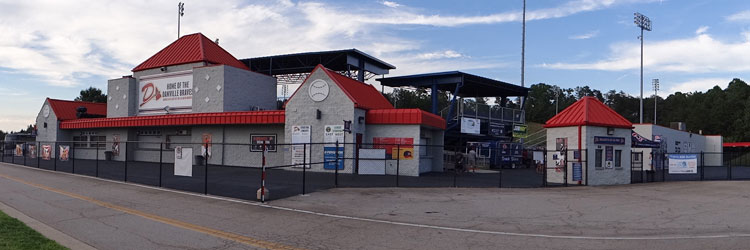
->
(631, 130), (660, 148)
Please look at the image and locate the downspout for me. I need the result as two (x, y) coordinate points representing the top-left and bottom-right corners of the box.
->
(578, 124), (583, 185)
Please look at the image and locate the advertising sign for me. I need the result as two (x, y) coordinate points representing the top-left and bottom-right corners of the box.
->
(373, 137), (414, 160)
(174, 147), (193, 177)
(28, 145), (36, 159)
(512, 124), (528, 138)
(669, 154), (698, 174)
(201, 134), (212, 159)
(41, 145), (51, 160)
(15, 144), (22, 157)
(251, 135), (277, 152)
(488, 123), (505, 137)
(594, 136), (626, 145)
(572, 162), (582, 181)
(323, 146), (345, 170)
(324, 125), (345, 144)
(138, 71), (193, 115)
(605, 146), (614, 161)
(460, 117), (481, 134)
(291, 125), (311, 167)
(59, 145), (70, 161)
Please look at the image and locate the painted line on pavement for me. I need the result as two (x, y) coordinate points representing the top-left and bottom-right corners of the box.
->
(3, 162), (750, 241)
(0, 172), (303, 250)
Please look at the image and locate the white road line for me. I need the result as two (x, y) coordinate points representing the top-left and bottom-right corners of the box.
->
(4, 162), (750, 241)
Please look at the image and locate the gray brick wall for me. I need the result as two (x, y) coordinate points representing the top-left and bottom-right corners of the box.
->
(107, 77), (137, 118)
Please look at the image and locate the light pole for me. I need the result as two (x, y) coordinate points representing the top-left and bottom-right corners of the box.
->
(634, 12), (651, 124)
(652, 79), (659, 124)
(178, 2), (185, 39)
(553, 86), (560, 115)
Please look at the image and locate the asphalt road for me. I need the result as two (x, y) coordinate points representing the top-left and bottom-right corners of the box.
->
(2, 162), (750, 249)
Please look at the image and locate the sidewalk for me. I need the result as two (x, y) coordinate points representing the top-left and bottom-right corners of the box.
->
(2, 162), (750, 250)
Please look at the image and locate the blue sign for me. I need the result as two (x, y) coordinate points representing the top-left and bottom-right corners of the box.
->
(594, 136), (625, 145)
(572, 162), (582, 181)
(323, 146), (345, 170)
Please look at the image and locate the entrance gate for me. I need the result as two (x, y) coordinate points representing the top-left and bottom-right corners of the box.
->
(631, 152), (644, 183)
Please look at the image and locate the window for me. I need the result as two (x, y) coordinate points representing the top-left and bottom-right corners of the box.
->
(595, 149), (603, 169)
(90, 136), (106, 148)
(419, 138), (430, 157)
(615, 150), (622, 168)
(73, 136), (88, 148)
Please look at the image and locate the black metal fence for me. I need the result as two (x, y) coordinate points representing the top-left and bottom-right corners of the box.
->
(631, 151), (750, 183)
(0, 140), (555, 202)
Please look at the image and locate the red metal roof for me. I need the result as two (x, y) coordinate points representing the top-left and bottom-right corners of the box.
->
(544, 96), (632, 129)
(60, 110), (284, 129)
(132, 33), (250, 72)
(367, 109), (446, 130)
(724, 142), (750, 147)
(47, 98), (107, 121)
(285, 65), (393, 110)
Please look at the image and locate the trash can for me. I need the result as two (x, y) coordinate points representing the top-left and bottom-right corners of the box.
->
(104, 151), (113, 161)
(195, 155), (205, 165)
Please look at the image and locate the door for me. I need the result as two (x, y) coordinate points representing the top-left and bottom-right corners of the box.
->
(631, 152), (644, 183)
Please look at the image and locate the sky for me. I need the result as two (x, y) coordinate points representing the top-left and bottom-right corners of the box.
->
(1, 0), (750, 131)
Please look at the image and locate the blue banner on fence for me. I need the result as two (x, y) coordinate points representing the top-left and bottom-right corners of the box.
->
(572, 162), (582, 181)
(324, 146), (345, 170)
(668, 154), (697, 174)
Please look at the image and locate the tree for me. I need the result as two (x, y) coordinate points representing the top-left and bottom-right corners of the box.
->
(75, 87), (107, 103)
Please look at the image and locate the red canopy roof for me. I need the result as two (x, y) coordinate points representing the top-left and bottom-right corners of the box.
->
(367, 109), (446, 130)
(47, 98), (107, 121)
(285, 65), (394, 110)
(132, 33), (250, 72)
(60, 111), (284, 129)
(544, 96), (632, 129)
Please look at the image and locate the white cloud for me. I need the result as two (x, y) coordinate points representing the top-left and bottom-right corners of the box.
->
(382, 1), (401, 8)
(541, 32), (750, 73)
(416, 50), (464, 60)
(569, 30), (599, 40)
(695, 26), (709, 35)
(668, 78), (728, 93)
(727, 10), (750, 22)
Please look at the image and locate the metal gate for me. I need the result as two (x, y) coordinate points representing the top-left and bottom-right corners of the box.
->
(631, 152), (644, 183)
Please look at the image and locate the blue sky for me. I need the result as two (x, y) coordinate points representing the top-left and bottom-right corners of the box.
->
(2, 0), (750, 131)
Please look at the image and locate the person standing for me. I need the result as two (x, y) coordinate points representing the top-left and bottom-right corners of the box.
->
(467, 146), (477, 172)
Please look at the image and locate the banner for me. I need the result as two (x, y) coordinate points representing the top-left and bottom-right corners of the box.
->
(59, 145), (70, 161)
(138, 71), (193, 115)
(460, 117), (480, 134)
(668, 154), (698, 174)
(512, 124), (528, 138)
(323, 125), (345, 170)
(572, 162), (582, 181)
(112, 135), (120, 156)
(42, 145), (51, 160)
(174, 147), (193, 177)
(373, 137), (414, 160)
(28, 145), (36, 159)
(291, 125), (311, 167)
(15, 144), (22, 157)
(324, 125), (345, 144)
(631, 131), (660, 148)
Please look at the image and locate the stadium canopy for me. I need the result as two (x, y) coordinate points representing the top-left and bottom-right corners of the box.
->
(376, 71), (529, 114)
(240, 49), (396, 84)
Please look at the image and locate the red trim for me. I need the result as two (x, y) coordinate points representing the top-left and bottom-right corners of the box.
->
(60, 110), (284, 129)
(366, 109), (446, 130)
(724, 142), (750, 147)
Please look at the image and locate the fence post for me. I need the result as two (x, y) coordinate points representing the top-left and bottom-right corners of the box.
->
(543, 148), (547, 187)
(585, 148), (589, 186)
(453, 146), (457, 188)
(53, 142), (57, 171)
(700, 151), (704, 181)
(96, 144), (99, 177)
(335, 140), (339, 187)
(12, 141), (15, 164)
(124, 141), (128, 182)
(261, 142), (266, 202)
(729, 151), (733, 180)
(159, 143), (163, 187)
(23, 142), (26, 166)
(37, 142), (40, 168)
(302, 143), (306, 195)
(72, 143), (76, 174)
(564, 150), (568, 187)
(662, 153), (666, 182)
(204, 143), (209, 195)
(396, 144), (400, 187)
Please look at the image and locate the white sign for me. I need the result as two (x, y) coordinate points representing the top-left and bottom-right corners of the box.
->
(324, 125), (345, 144)
(460, 117), (481, 134)
(291, 125), (311, 167)
(669, 154), (698, 174)
(308, 79), (330, 102)
(174, 147), (193, 177)
(139, 71), (193, 115)
(358, 149), (386, 175)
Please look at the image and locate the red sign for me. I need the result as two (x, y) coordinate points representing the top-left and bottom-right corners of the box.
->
(373, 137), (414, 160)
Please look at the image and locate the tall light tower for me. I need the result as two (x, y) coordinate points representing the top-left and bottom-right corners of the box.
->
(178, 2), (185, 39)
(652, 79), (659, 124)
(634, 12), (651, 123)
(553, 85), (561, 115)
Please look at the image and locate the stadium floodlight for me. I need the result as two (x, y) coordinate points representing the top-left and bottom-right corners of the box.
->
(178, 2), (185, 39)
(652, 79), (659, 124)
(634, 12), (652, 124)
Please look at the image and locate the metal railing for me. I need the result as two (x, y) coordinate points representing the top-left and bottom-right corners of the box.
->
(440, 101), (525, 124)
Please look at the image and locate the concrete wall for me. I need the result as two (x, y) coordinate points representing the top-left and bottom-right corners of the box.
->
(633, 124), (722, 170)
(365, 124), (421, 176)
(35, 99), (58, 143)
(222, 65), (277, 111)
(107, 77), (137, 118)
(545, 126), (580, 185)
(284, 69), (358, 173)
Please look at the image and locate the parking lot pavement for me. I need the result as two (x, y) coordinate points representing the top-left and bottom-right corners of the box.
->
(2, 162), (750, 249)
